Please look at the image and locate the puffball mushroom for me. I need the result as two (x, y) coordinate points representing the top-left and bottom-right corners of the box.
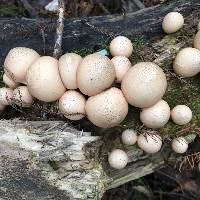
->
(121, 62), (167, 108)
(162, 12), (184, 34)
(27, 56), (66, 102)
(85, 87), (128, 128)
(108, 149), (128, 169)
(111, 56), (131, 83)
(77, 54), (115, 96)
(171, 137), (188, 154)
(13, 86), (33, 107)
(121, 129), (137, 146)
(193, 30), (200, 51)
(3, 73), (18, 89)
(109, 36), (133, 57)
(58, 53), (82, 89)
(171, 105), (192, 125)
(137, 133), (162, 154)
(198, 21), (200, 30)
(0, 87), (13, 105)
(4, 47), (40, 83)
(173, 48), (200, 77)
(140, 99), (170, 129)
(59, 90), (86, 120)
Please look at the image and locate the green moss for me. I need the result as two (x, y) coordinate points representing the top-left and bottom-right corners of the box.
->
(73, 48), (94, 57)
(0, 5), (24, 17)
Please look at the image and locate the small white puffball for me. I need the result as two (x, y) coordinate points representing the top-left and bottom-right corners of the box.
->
(109, 36), (133, 57)
(0, 87), (13, 105)
(171, 137), (188, 154)
(173, 48), (200, 77)
(3, 73), (18, 89)
(59, 90), (86, 120)
(137, 133), (162, 154)
(13, 86), (33, 107)
(121, 129), (137, 146)
(111, 56), (131, 83)
(193, 30), (200, 51)
(140, 99), (170, 129)
(198, 21), (200, 30)
(162, 12), (184, 34)
(171, 105), (192, 125)
(108, 149), (128, 169)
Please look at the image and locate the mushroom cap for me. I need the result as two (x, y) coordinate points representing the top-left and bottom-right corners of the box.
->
(109, 36), (133, 57)
(171, 105), (192, 125)
(3, 73), (18, 89)
(121, 129), (137, 146)
(0, 87), (13, 105)
(108, 149), (128, 169)
(121, 62), (167, 108)
(194, 30), (200, 51)
(137, 133), (162, 154)
(162, 12), (184, 34)
(198, 21), (200, 30)
(140, 99), (170, 129)
(173, 48), (200, 77)
(13, 86), (33, 107)
(111, 56), (131, 83)
(171, 137), (188, 154)
(58, 53), (82, 89)
(85, 87), (128, 128)
(59, 90), (86, 120)
(27, 56), (66, 102)
(4, 47), (40, 84)
(77, 54), (115, 96)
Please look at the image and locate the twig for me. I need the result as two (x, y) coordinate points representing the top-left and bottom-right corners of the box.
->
(53, 0), (65, 59)
(19, 0), (38, 18)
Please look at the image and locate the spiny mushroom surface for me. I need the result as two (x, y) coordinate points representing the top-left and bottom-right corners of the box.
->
(85, 87), (128, 128)
(59, 53), (82, 89)
(3, 73), (18, 89)
(26, 56), (66, 102)
(162, 12), (184, 34)
(140, 99), (170, 129)
(108, 149), (128, 169)
(173, 48), (200, 77)
(4, 47), (40, 84)
(171, 137), (188, 154)
(121, 129), (137, 146)
(121, 62), (167, 108)
(59, 90), (86, 120)
(77, 54), (115, 96)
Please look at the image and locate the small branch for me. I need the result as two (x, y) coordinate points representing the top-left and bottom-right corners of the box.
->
(19, 0), (39, 18)
(53, 0), (65, 59)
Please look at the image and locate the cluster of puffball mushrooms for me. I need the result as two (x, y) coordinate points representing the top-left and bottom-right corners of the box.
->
(0, 12), (199, 170)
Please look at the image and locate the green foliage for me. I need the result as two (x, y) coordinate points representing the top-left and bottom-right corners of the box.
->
(0, 5), (24, 17)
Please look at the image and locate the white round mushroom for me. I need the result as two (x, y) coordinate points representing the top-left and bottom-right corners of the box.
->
(140, 99), (170, 129)
(108, 149), (128, 169)
(173, 48), (200, 77)
(13, 86), (33, 107)
(171, 105), (192, 125)
(194, 30), (200, 51)
(59, 90), (86, 120)
(109, 36), (133, 57)
(171, 137), (188, 154)
(77, 54), (115, 96)
(27, 56), (66, 102)
(162, 12), (184, 34)
(58, 53), (82, 89)
(3, 73), (18, 89)
(85, 87), (128, 128)
(121, 62), (167, 108)
(137, 133), (162, 154)
(4, 47), (40, 84)
(121, 129), (137, 146)
(0, 87), (13, 105)
(111, 56), (131, 83)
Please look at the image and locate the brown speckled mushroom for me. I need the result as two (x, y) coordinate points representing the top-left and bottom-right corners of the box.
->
(85, 87), (128, 128)
(77, 54), (115, 96)
(140, 99), (170, 129)
(109, 36), (133, 57)
(58, 53), (82, 89)
(0, 87), (13, 105)
(111, 56), (131, 83)
(121, 129), (137, 146)
(4, 47), (40, 84)
(121, 62), (167, 108)
(26, 56), (66, 102)
(59, 90), (86, 120)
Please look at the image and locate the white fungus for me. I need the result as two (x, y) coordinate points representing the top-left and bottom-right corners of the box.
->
(121, 129), (137, 146)
(171, 137), (188, 154)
